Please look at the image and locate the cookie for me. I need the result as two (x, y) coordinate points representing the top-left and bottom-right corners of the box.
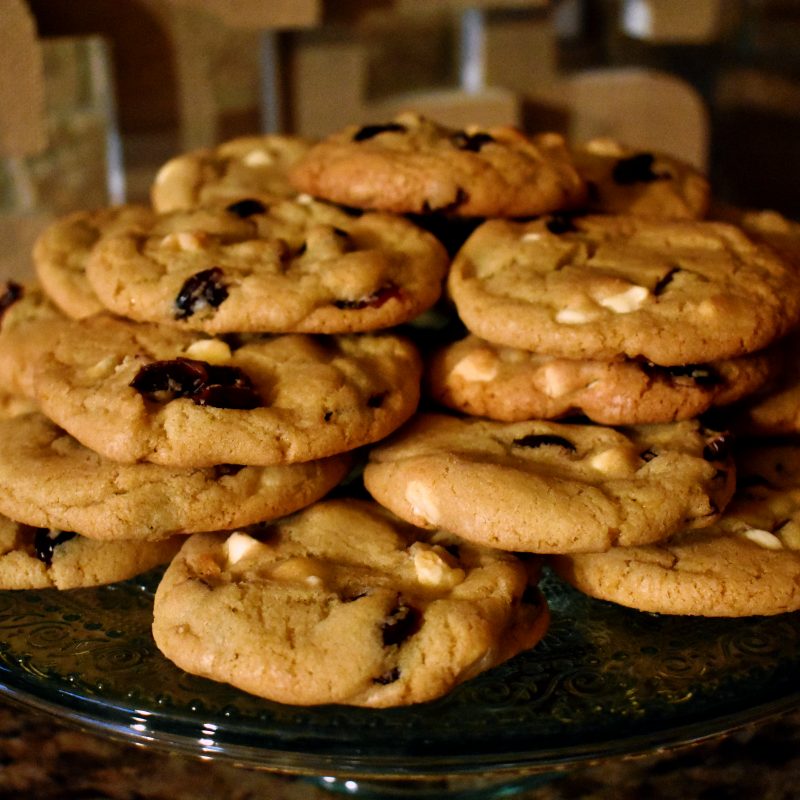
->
(426, 334), (781, 425)
(0, 413), (351, 541)
(288, 111), (586, 218)
(0, 513), (181, 590)
(85, 196), (448, 334)
(28, 314), (422, 466)
(32, 204), (153, 318)
(572, 137), (710, 219)
(363, 413), (734, 553)
(152, 499), (549, 707)
(151, 134), (312, 213)
(553, 443), (800, 616)
(0, 280), (64, 397)
(448, 214), (800, 365)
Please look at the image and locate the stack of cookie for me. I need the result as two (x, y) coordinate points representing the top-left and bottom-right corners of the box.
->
(2, 110), (800, 709)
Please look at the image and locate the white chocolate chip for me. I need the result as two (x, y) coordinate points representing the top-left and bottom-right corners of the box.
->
(598, 285), (649, 314)
(160, 231), (207, 252)
(521, 231), (543, 242)
(410, 543), (465, 589)
(405, 481), (441, 526)
(450, 351), (498, 383)
(777, 520), (800, 550)
(242, 149), (274, 166)
(224, 531), (263, 565)
(270, 556), (325, 584)
(184, 338), (232, 365)
(589, 446), (640, 477)
(556, 308), (592, 325)
(85, 355), (119, 380)
(539, 362), (583, 398)
(738, 528), (784, 550)
(296, 193), (314, 205)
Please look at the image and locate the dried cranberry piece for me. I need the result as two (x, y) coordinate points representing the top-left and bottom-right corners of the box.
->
(545, 214), (578, 234)
(213, 464), (245, 478)
(642, 362), (722, 387)
(0, 281), (23, 322)
(640, 449), (658, 462)
(130, 358), (262, 409)
(703, 432), (732, 462)
(513, 434), (576, 452)
(367, 392), (387, 408)
(33, 528), (77, 566)
(653, 267), (679, 296)
(334, 283), (402, 310)
(353, 122), (407, 142)
(381, 603), (421, 647)
(373, 667), (400, 685)
(174, 268), (229, 320)
(612, 153), (665, 185)
(451, 131), (495, 152)
(226, 198), (266, 218)
(130, 358), (209, 400)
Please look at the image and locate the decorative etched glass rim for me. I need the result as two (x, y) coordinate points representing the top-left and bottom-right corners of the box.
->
(2, 672), (799, 779)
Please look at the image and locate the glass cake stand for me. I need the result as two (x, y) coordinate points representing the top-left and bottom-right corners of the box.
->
(1, 568), (798, 798)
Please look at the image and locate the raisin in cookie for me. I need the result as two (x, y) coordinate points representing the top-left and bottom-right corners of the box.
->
(572, 137), (710, 220)
(85, 196), (448, 334)
(363, 413), (734, 554)
(151, 134), (312, 213)
(0, 413), (351, 541)
(28, 314), (421, 467)
(553, 443), (800, 616)
(152, 499), (549, 707)
(0, 513), (181, 590)
(448, 214), (800, 365)
(288, 111), (586, 218)
(33, 205), (153, 318)
(427, 334), (780, 425)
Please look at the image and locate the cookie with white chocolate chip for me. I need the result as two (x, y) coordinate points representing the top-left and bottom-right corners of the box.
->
(33, 204), (153, 319)
(426, 334), (781, 425)
(27, 313), (421, 467)
(553, 442), (800, 616)
(288, 111), (587, 218)
(85, 196), (448, 334)
(363, 413), (735, 554)
(152, 499), (549, 707)
(0, 413), (351, 541)
(447, 214), (800, 365)
(151, 134), (312, 213)
(572, 137), (710, 220)
(0, 512), (181, 590)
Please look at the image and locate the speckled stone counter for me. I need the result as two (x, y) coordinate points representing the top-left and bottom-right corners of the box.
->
(2, 699), (799, 799)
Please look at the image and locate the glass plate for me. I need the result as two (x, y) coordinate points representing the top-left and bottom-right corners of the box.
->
(0, 568), (799, 781)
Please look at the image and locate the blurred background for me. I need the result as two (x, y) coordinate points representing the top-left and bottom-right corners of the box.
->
(2, 0), (799, 276)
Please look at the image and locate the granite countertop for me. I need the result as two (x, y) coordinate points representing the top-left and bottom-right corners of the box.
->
(2, 699), (799, 799)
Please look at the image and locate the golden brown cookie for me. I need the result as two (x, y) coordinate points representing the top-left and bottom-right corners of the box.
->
(152, 499), (549, 707)
(426, 334), (780, 424)
(553, 442), (800, 616)
(448, 214), (800, 365)
(151, 134), (312, 212)
(85, 196), (448, 334)
(28, 314), (422, 467)
(288, 111), (586, 218)
(364, 413), (735, 553)
(0, 413), (351, 541)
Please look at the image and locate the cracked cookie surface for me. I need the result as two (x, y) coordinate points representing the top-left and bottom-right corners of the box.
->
(28, 314), (421, 466)
(288, 112), (586, 218)
(85, 196), (448, 334)
(0, 413), (351, 541)
(364, 413), (735, 553)
(152, 499), (549, 707)
(448, 214), (800, 365)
